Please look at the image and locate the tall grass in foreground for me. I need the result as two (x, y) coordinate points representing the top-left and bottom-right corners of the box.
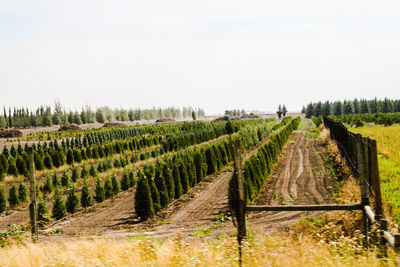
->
(0, 234), (398, 266)
(350, 125), (400, 224)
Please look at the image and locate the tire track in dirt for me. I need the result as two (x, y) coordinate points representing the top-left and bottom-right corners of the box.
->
(248, 120), (336, 233)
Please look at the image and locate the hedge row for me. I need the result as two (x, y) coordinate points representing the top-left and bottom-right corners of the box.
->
(229, 117), (301, 204)
(329, 112), (400, 127)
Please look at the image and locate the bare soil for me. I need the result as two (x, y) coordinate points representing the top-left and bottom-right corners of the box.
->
(34, 118), (336, 241)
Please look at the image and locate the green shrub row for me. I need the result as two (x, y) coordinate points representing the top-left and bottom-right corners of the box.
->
(229, 117), (301, 205)
(134, 119), (278, 220)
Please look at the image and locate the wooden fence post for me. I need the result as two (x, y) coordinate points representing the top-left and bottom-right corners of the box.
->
(28, 147), (38, 241)
(370, 139), (383, 219)
(356, 134), (369, 248)
(233, 139), (247, 266)
(234, 140), (247, 239)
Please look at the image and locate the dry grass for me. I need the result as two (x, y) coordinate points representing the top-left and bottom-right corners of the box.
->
(0, 234), (398, 267)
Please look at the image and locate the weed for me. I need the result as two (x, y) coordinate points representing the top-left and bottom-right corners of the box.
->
(191, 228), (212, 238)
(211, 214), (231, 222)
(51, 228), (64, 234)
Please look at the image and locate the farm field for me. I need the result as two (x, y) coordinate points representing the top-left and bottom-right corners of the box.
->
(350, 124), (400, 224)
(1, 115), (399, 265)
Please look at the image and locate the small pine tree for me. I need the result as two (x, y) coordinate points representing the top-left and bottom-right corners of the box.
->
(111, 175), (120, 196)
(52, 187), (66, 219)
(43, 174), (53, 194)
(71, 165), (79, 182)
(43, 153), (53, 169)
(16, 155), (29, 177)
(80, 180), (93, 208)
(7, 156), (18, 176)
(162, 162), (175, 200)
(61, 170), (69, 187)
(0, 164), (4, 182)
(154, 161), (169, 208)
(134, 171), (154, 220)
(34, 152), (44, 171)
(94, 177), (105, 202)
(172, 163), (183, 198)
(0, 185), (6, 213)
(81, 164), (88, 179)
(121, 172), (130, 191)
(104, 176), (113, 199)
(128, 170), (136, 188)
(8, 183), (19, 207)
(52, 170), (59, 188)
(89, 163), (97, 177)
(66, 149), (74, 165)
(178, 162), (190, 194)
(37, 193), (49, 226)
(66, 186), (80, 213)
(18, 181), (28, 203)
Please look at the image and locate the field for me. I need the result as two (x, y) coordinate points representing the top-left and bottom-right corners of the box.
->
(1, 114), (399, 265)
(350, 124), (400, 224)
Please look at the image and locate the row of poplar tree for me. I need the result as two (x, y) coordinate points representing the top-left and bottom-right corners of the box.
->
(0, 103), (205, 128)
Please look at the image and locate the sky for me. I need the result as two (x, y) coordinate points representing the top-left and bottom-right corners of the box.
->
(1, 0), (400, 115)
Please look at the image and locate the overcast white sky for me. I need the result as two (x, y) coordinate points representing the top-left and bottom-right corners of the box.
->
(1, 0), (400, 114)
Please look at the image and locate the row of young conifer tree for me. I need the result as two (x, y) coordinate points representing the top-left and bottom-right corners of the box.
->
(134, 118), (278, 220)
(0, 120), (256, 180)
(229, 117), (301, 207)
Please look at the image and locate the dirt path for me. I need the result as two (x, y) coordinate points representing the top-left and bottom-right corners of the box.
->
(39, 118), (336, 240)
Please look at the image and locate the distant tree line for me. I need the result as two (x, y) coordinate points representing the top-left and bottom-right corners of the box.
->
(0, 102), (206, 128)
(224, 109), (248, 117)
(302, 98), (400, 118)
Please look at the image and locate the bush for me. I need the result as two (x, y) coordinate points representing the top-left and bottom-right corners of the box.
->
(129, 170), (136, 188)
(120, 172), (130, 191)
(104, 176), (113, 199)
(37, 194), (49, 226)
(81, 164), (88, 179)
(8, 183), (19, 207)
(61, 170), (69, 187)
(52, 187), (66, 219)
(66, 185), (80, 213)
(42, 174), (53, 194)
(111, 175), (120, 196)
(7, 156), (18, 176)
(0, 185), (6, 213)
(154, 160), (169, 208)
(89, 163), (97, 177)
(34, 152), (44, 171)
(43, 153), (53, 169)
(18, 181), (27, 203)
(16, 155), (28, 177)
(134, 170), (154, 220)
(94, 177), (105, 202)
(81, 180), (93, 208)
(162, 162), (175, 200)
(71, 166), (79, 182)
(52, 171), (59, 188)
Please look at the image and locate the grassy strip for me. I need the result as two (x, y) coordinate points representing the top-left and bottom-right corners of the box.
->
(350, 124), (400, 225)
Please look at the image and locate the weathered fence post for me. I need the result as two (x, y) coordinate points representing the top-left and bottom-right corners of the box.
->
(233, 139), (247, 266)
(28, 147), (38, 241)
(370, 139), (383, 219)
(356, 134), (370, 248)
(380, 219), (388, 256)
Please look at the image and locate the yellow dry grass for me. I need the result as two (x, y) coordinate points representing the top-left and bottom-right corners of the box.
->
(0, 234), (398, 267)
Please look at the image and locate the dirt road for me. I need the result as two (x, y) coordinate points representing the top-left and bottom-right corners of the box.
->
(41, 118), (336, 240)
